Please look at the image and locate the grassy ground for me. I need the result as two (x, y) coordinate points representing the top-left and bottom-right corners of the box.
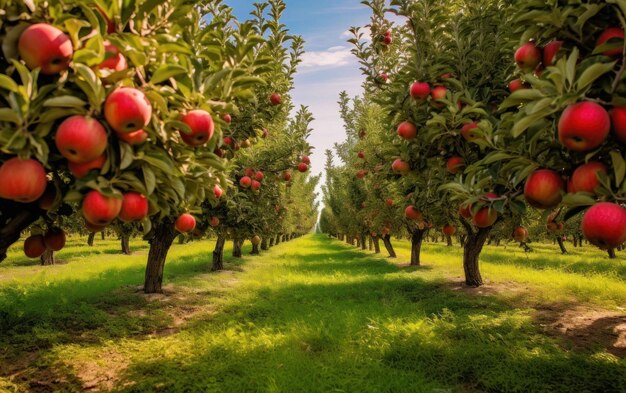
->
(0, 234), (625, 392)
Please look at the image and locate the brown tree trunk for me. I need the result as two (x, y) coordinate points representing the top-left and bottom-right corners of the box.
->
(373, 236), (381, 253)
(356, 236), (361, 248)
(0, 203), (41, 263)
(410, 228), (425, 266)
(232, 237), (242, 258)
(446, 234), (452, 247)
(40, 249), (54, 266)
(382, 234), (396, 258)
(459, 234), (466, 247)
(608, 248), (617, 259)
(261, 237), (268, 251)
(251, 242), (260, 255)
(462, 225), (491, 287)
(360, 234), (367, 250)
(368, 236), (373, 251)
(275, 234), (281, 245)
(269, 237), (275, 247)
(121, 234), (131, 255)
(101, 231), (105, 240)
(212, 234), (226, 271)
(87, 232), (95, 246)
(144, 221), (177, 294)
(556, 236), (568, 254)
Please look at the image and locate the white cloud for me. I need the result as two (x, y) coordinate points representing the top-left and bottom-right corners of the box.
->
(300, 46), (352, 68)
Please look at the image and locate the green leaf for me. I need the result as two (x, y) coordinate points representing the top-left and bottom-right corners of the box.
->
(562, 192), (596, 207)
(611, 150), (626, 186)
(43, 96), (88, 108)
(142, 165), (156, 195)
(120, 142), (134, 170)
(150, 64), (188, 85)
(0, 75), (18, 92)
(0, 108), (20, 123)
(576, 61), (616, 91)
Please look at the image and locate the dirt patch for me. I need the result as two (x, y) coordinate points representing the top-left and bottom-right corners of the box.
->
(72, 350), (130, 392)
(534, 305), (626, 358)
(445, 279), (530, 297)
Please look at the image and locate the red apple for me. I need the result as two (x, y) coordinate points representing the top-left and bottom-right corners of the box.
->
(104, 87), (152, 133)
(82, 190), (122, 226)
(283, 171), (292, 181)
(379, 73), (389, 82)
(472, 207), (497, 228)
(116, 129), (148, 145)
(443, 224), (457, 236)
(582, 202), (626, 249)
(356, 170), (368, 179)
(24, 235), (47, 258)
(610, 106), (626, 143)
(255, 171), (265, 182)
(543, 40), (563, 67)
(513, 226), (529, 242)
(251, 180), (261, 191)
(270, 93), (282, 106)
(514, 41), (541, 71)
(298, 163), (309, 173)
(301, 156), (311, 165)
(558, 101), (610, 152)
(431, 86), (448, 101)
(596, 28), (624, 57)
(118, 192), (149, 222)
(508, 79), (528, 93)
(209, 216), (220, 227)
(357, 151), (365, 159)
(223, 114), (232, 123)
(397, 121), (417, 140)
(56, 116), (108, 164)
(459, 204), (472, 219)
(386, 199), (394, 207)
(43, 227), (66, 251)
(404, 205), (423, 221)
(213, 184), (223, 199)
(99, 42), (127, 72)
(175, 213), (196, 233)
(461, 122), (480, 142)
(18, 24), (73, 75)
(68, 154), (107, 179)
(392, 159), (410, 174)
(446, 156), (464, 174)
(0, 158), (47, 203)
(239, 176), (252, 188)
(223, 136), (234, 146)
(410, 82), (430, 100)
(382, 34), (392, 45)
(571, 162), (607, 194)
(524, 169), (564, 209)
(179, 109), (214, 147)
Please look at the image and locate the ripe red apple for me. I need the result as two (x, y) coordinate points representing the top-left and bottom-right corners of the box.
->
(459, 204), (472, 219)
(104, 87), (152, 133)
(301, 156), (311, 165)
(446, 156), (464, 174)
(404, 205), (423, 221)
(543, 40), (563, 67)
(357, 151), (365, 159)
(596, 28), (624, 57)
(397, 121), (417, 140)
(431, 86), (447, 101)
(251, 180), (261, 191)
(116, 129), (148, 145)
(514, 41), (541, 71)
(240, 176), (252, 188)
(610, 106), (626, 143)
(571, 162), (607, 194)
(213, 184), (223, 199)
(382, 34), (392, 45)
(255, 171), (265, 182)
(43, 227), (66, 251)
(297, 163), (309, 173)
(386, 199), (394, 207)
(461, 122), (480, 142)
(118, 192), (149, 222)
(356, 170), (368, 179)
(223, 114), (232, 123)
(282, 171), (292, 181)
(508, 79), (528, 93)
(82, 190), (122, 226)
(223, 136), (234, 146)
(99, 42), (127, 72)
(244, 168), (255, 178)
(175, 213), (196, 233)
(379, 73), (389, 82)
(558, 101), (610, 152)
(56, 116), (108, 164)
(582, 202), (626, 249)
(443, 224), (457, 236)
(24, 235), (47, 258)
(68, 154), (107, 179)
(18, 24), (73, 75)
(410, 82), (430, 100)
(513, 226), (529, 242)
(524, 169), (564, 209)
(270, 93), (282, 106)
(179, 110), (214, 147)
(209, 216), (220, 227)
(472, 207), (497, 228)
(392, 159), (410, 174)
(0, 158), (47, 203)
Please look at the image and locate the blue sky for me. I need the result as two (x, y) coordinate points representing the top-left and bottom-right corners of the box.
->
(224, 0), (372, 190)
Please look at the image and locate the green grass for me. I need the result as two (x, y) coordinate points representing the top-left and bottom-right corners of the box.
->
(0, 234), (625, 392)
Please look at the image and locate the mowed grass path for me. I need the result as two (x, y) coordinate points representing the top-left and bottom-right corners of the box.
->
(0, 234), (625, 392)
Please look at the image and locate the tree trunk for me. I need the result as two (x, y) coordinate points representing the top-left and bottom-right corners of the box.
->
(446, 234), (452, 247)
(261, 237), (268, 251)
(382, 234), (396, 258)
(608, 248), (617, 259)
(121, 234), (131, 255)
(462, 226), (491, 287)
(40, 249), (54, 266)
(269, 237), (275, 247)
(251, 242), (260, 255)
(87, 232), (95, 246)
(212, 234), (226, 271)
(144, 221), (177, 294)
(459, 234), (466, 247)
(373, 236), (381, 253)
(410, 229), (425, 266)
(556, 236), (568, 254)
(275, 234), (281, 245)
(368, 236), (373, 251)
(232, 237), (242, 258)
(0, 203), (41, 263)
(101, 231), (105, 240)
